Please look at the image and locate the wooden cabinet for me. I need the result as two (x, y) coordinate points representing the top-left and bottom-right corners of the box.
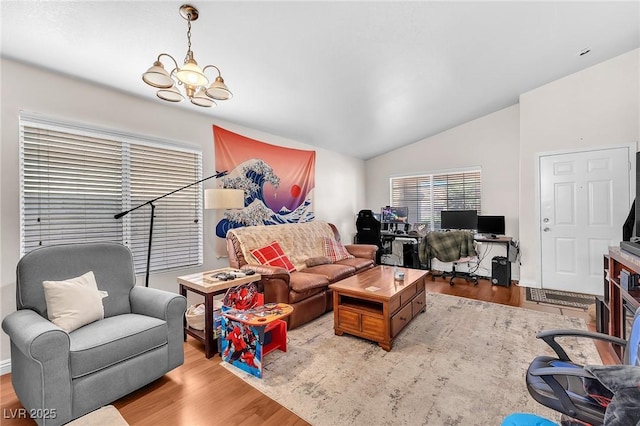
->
(600, 247), (640, 363)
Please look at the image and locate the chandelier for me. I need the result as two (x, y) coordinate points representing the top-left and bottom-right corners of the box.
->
(142, 4), (232, 108)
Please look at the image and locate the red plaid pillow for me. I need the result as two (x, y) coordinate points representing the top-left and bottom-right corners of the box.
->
(250, 241), (296, 272)
(323, 237), (355, 262)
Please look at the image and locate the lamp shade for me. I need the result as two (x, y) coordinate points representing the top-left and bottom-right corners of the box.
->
(191, 88), (216, 107)
(176, 57), (208, 87)
(205, 188), (244, 209)
(142, 61), (174, 88)
(157, 85), (185, 102)
(206, 76), (233, 100)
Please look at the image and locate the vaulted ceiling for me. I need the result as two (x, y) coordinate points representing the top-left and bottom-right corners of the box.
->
(2, 1), (639, 159)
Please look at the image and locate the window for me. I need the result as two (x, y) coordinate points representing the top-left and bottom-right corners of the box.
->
(20, 113), (203, 275)
(390, 169), (481, 230)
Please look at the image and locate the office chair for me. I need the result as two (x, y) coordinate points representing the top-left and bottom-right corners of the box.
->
(356, 210), (383, 263)
(356, 209), (381, 245)
(424, 230), (478, 286)
(525, 306), (640, 425)
(444, 257), (479, 286)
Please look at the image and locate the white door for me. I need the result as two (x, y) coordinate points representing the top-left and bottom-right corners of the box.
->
(540, 147), (630, 296)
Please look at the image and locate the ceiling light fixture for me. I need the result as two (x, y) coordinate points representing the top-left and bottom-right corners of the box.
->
(142, 4), (232, 108)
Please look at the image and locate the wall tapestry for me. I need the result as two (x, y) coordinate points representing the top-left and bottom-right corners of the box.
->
(213, 126), (315, 238)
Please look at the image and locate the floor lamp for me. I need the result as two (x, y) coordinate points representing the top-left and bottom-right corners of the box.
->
(114, 171), (244, 287)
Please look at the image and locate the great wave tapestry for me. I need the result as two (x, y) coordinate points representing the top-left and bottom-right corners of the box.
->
(213, 126), (315, 239)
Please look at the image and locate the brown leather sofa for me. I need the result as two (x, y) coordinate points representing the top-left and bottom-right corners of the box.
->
(226, 221), (377, 329)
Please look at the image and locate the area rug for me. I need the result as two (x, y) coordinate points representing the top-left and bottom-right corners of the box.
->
(526, 287), (595, 310)
(222, 292), (602, 425)
(66, 405), (128, 426)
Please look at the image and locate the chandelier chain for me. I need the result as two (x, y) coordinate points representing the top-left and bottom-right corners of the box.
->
(185, 13), (193, 61)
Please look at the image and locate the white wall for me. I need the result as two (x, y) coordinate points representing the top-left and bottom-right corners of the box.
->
(0, 58), (365, 365)
(518, 49), (640, 287)
(365, 104), (521, 276)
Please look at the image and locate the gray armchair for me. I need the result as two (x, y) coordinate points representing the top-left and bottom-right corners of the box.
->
(2, 242), (187, 425)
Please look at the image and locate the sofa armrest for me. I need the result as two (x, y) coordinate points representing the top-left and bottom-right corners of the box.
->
(130, 286), (187, 320)
(345, 244), (378, 261)
(2, 309), (70, 361)
(238, 264), (291, 304)
(241, 263), (289, 276)
(2, 309), (73, 422)
(130, 286), (187, 369)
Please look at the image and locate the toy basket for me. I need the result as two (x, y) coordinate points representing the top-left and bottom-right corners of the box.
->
(185, 304), (205, 330)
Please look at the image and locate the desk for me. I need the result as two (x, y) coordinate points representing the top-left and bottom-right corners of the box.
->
(221, 303), (293, 378)
(379, 232), (422, 268)
(473, 236), (514, 283)
(474, 236), (513, 259)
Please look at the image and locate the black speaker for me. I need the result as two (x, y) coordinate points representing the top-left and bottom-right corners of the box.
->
(491, 256), (511, 287)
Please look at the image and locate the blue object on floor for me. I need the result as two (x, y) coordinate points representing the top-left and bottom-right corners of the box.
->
(501, 413), (558, 426)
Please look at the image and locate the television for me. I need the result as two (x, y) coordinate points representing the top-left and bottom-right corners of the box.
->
(440, 210), (477, 230)
(381, 206), (409, 224)
(477, 215), (505, 236)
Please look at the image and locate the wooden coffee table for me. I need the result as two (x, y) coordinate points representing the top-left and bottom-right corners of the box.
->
(329, 265), (428, 351)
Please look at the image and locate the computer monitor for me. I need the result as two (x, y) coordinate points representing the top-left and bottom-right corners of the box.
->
(381, 206), (409, 224)
(440, 210), (477, 230)
(477, 215), (505, 236)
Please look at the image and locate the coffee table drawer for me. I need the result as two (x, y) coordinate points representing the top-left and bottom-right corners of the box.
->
(412, 290), (426, 317)
(391, 303), (413, 337)
(399, 282), (417, 306)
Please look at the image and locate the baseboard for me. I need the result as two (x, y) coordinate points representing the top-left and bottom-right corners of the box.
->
(0, 359), (11, 375)
(518, 279), (539, 288)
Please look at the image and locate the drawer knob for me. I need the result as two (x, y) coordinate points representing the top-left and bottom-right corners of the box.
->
(400, 316), (407, 321)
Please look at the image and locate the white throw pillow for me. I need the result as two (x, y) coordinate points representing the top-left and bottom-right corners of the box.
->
(43, 271), (105, 333)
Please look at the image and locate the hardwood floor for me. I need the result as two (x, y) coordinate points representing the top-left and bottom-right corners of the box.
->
(0, 277), (617, 425)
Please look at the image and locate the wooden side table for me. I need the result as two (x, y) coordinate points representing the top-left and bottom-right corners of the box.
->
(177, 268), (261, 358)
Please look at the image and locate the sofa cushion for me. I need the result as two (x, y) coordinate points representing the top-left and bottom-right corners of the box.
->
(335, 257), (375, 272)
(289, 286), (326, 304)
(301, 263), (356, 282)
(69, 313), (167, 379)
(306, 256), (332, 268)
(323, 237), (355, 262)
(250, 241), (296, 272)
(289, 271), (329, 293)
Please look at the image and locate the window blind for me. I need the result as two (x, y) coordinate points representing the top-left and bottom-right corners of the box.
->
(391, 169), (481, 230)
(20, 114), (203, 275)
(128, 144), (202, 273)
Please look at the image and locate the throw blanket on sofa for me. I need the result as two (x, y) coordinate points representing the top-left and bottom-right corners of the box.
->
(227, 221), (337, 271)
(419, 230), (477, 263)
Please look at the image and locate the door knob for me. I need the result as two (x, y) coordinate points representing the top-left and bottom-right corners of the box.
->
(543, 218), (549, 223)
(543, 227), (550, 232)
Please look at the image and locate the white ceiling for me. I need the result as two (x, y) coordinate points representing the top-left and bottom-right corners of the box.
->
(2, 1), (639, 160)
